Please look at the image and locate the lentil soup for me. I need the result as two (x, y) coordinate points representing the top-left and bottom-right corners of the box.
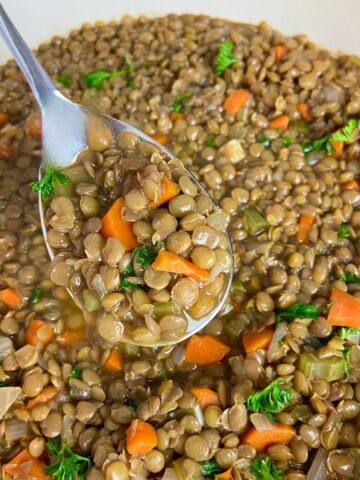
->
(0, 13), (360, 480)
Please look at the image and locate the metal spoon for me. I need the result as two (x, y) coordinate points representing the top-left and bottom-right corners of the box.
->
(0, 3), (233, 346)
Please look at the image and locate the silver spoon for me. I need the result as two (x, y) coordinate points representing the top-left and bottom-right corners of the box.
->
(0, 3), (233, 347)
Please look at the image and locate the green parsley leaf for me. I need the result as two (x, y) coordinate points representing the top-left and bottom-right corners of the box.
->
(126, 77), (135, 89)
(30, 286), (43, 304)
(172, 92), (192, 113)
(120, 277), (143, 290)
(46, 437), (92, 480)
(338, 327), (360, 340)
(260, 137), (271, 147)
(124, 53), (135, 73)
(276, 303), (319, 323)
(70, 367), (82, 379)
(205, 136), (217, 148)
(250, 455), (285, 480)
(303, 118), (359, 153)
(56, 74), (73, 88)
(201, 459), (223, 476)
(338, 224), (350, 238)
(132, 245), (157, 269)
(215, 40), (238, 76)
(31, 165), (69, 198)
(338, 272), (360, 284)
(83, 54), (134, 89)
(343, 346), (352, 375)
(245, 377), (292, 414)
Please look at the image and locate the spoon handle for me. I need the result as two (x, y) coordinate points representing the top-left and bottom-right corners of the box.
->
(0, 3), (56, 107)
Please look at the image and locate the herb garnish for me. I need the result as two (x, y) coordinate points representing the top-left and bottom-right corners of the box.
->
(260, 137), (271, 147)
(245, 377), (292, 414)
(31, 165), (69, 198)
(120, 246), (157, 290)
(302, 118), (359, 153)
(338, 224), (350, 238)
(205, 136), (217, 148)
(83, 54), (135, 89)
(338, 272), (360, 284)
(343, 346), (352, 375)
(250, 455), (285, 480)
(201, 459), (223, 476)
(30, 286), (43, 304)
(171, 92), (192, 113)
(276, 303), (319, 323)
(338, 327), (360, 340)
(215, 40), (238, 76)
(56, 74), (73, 88)
(46, 437), (92, 480)
(69, 367), (82, 379)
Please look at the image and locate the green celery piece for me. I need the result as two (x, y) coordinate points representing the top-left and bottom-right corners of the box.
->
(242, 207), (267, 235)
(154, 301), (179, 319)
(298, 351), (345, 381)
(245, 377), (292, 414)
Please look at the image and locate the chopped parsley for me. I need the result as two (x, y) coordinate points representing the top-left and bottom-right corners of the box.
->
(171, 92), (192, 113)
(246, 377), (292, 414)
(260, 136), (271, 147)
(302, 118), (359, 153)
(132, 245), (157, 269)
(46, 437), (92, 480)
(338, 327), (360, 340)
(201, 459), (223, 476)
(30, 286), (43, 304)
(250, 455), (285, 480)
(338, 272), (360, 284)
(69, 367), (82, 379)
(83, 53), (135, 89)
(338, 224), (350, 238)
(215, 40), (238, 76)
(205, 136), (217, 148)
(276, 303), (319, 323)
(56, 74), (73, 88)
(31, 165), (69, 198)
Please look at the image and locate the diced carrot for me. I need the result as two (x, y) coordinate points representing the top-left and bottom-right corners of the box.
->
(216, 468), (233, 480)
(342, 179), (360, 191)
(152, 250), (209, 282)
(0, 112), (10, 127)
(4, 449), (49, 480)
(274, 45), (287, 63)
(190, 386), (221, 409)
(25, 112), (42, 138)
(101, 197), (139, 252)
(149, 176), (178, 208)
(330, 140), (344, 159)
(26, 385), (58, 410)
(297, 102), (312, 122)
(242, 326), (275, 355)
(223, 89), (253, 115)
(0, 288), (22, 309)
(26, 320), (53, 347)
(150, 133), (168, 145)
(57, 329), (87, 346)
(185, 334), (230, 366)
(269, 115), (289, 130)
(328, 288), (360, 328)
(171, 112), (185, 122)
(0, 140), (12, 158)
(296, 213), (314, 244)
(240, 424), (296, 452)
(102, 349), (124, 373)
(126, 419), (157, 455)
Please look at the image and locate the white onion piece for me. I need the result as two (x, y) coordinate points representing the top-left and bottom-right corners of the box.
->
(5, 418), (30, 441)
(307, 447), (328, 480)
(172, 345), (185, 366)
(0, 336), (13, 358)
(267, 321), (288, 363)
(250, 413), (276, 432)
(0, 386), (21, 420)
(162, 468), (177, 480)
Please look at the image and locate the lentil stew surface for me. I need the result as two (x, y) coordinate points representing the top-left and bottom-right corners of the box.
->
(0, 13), (360, 480)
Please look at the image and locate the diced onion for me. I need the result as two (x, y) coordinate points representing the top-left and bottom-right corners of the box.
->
(307, 447), (328, 480)
(5, 418), (30, 441)
(250, 413), (276, 432)
(162, 468), (177, 480)
(0, 336), (13, 359)
(0, 387), (21, 420)
(267, 321), (288, 363)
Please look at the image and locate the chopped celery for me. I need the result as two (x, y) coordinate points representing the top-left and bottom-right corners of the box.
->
(154, 301), (180, 319)
(298, 351), (345, 381)
(242, 207), (267, 236)
(54, 179), (75, 197)
(184, 401), (204, 427)
(231, 277), (246, 293)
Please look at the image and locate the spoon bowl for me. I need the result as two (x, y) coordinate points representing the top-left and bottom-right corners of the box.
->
(0, 3), (234, 347)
